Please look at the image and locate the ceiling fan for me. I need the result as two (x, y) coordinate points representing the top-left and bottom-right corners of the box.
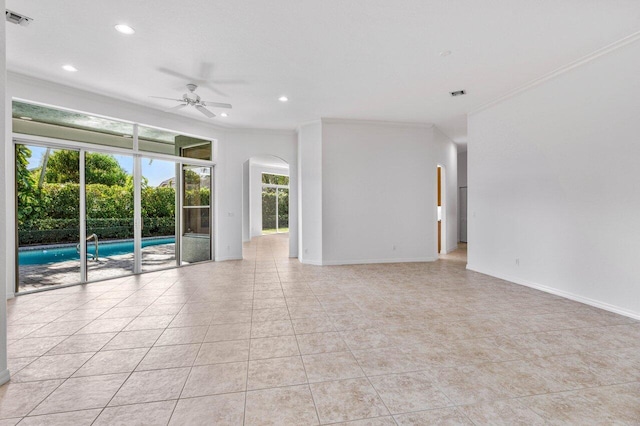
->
(150, 83), (232, 118)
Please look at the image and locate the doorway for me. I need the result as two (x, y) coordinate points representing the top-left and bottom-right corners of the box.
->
(242, 156), (290, 259)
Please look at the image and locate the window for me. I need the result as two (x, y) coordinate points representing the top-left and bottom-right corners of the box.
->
(261, 173), (289, 234)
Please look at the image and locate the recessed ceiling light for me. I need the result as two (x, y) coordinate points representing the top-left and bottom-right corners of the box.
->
(220, 112), (228, 117)
(278, 96), (289, 102)
(62, 64), (78, 72)
(439, 50), (452, 57)
(115, 24), (135, 35)
(19, 116), (32, 120)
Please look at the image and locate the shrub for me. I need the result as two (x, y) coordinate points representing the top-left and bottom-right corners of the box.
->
(19, 217), (176, 246)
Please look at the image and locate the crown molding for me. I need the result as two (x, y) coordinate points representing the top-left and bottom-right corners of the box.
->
(321, 117), (434, 129)
(433, 125), (456, 143)
(469, 30), (640, 116)
(224, 127), (297, 136)
(296, 119), (322, 132)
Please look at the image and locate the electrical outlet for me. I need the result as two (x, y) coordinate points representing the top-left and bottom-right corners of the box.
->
(304, 249), (308, 254)
(392, 245), (396, 251)
(515, 258), (520, 266)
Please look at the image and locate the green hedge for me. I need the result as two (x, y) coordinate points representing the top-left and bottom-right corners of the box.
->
(17, 182), (189, 245)
(19, 217), (175, 246)
(16, 147), (206, 246)
(261, 190), (289, 229)
(17, 183), (189, 224)
(142, 217), (175, 238)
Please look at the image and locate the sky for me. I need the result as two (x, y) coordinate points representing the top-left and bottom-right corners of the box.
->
(27, 145), (176, 187)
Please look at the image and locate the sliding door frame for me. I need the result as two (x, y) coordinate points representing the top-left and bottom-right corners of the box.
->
(13, 131), (216, 294)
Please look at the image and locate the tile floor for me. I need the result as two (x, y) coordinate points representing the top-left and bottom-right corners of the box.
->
(1, 233), (639, 425)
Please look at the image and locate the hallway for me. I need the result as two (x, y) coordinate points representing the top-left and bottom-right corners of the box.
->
(1, 236), (638, 424)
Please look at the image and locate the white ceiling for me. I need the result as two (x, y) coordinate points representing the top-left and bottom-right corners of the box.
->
(6, 1), (640, 144)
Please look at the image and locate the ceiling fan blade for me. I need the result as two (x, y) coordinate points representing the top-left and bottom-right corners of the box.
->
(200, 84), (228, 97)
(166, 104), (187, 112)
(150, 96), (184, 102)
(195, 105), (216, 118)
(202, 101), (232, 109)
(211, 79), (246, 85)
(157, 67), (205, 84)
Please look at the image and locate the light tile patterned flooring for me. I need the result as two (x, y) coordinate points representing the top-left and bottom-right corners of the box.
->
(1, 233), (639, 425)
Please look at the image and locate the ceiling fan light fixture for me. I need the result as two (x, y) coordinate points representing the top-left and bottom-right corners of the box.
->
(220, 112), (228, 117)
(115, 24), (135, 35)
(150, 84), (232, 119)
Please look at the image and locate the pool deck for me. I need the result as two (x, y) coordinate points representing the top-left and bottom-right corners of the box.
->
(18, 244), (176, 292)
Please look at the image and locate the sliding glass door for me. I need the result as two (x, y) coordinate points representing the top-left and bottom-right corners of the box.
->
(15, 146), (214, 293)
(16, 144), (81, 291)
(261, 173), (289, 234)
(84, 152), (135, 281)
(262, 187), (277, 234)
(141, 158), (178, 272)
(181, 165), (212, 264)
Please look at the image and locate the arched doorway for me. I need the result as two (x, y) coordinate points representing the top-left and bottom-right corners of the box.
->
(242, 155), (290, 259)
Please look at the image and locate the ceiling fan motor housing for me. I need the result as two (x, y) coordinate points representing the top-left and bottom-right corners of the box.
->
(150, 83), (230, 118)
(183, 84), (201, 104)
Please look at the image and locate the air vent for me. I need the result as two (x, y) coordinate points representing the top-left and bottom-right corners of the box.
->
(450, 90), (466, 97)
(6, 9), (33, 26)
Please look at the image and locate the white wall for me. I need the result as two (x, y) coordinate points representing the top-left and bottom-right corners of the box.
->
(298, 119), (457, 265)
(249, 161), (289, 238)
(323, 120), (431, 263)
(242, 160), (250, 242)
(0, 0), (9, 386)
(298, 122), (323, 264)
(468, 38), (640, 319)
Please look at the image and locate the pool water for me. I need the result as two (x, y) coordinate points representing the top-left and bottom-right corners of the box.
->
(19, 238), (176, 266)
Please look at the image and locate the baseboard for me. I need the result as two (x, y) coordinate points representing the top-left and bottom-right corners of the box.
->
(215, 256), (243, 262)
(0, 369), (10, 386)
(442, 245), (459, 254)
(300, 258), (323, 266)
(466, 264), (640, 321)
(321, 257), (437, 266)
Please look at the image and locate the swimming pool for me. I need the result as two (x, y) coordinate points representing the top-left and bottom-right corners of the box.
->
(19, 237), (176, 266)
